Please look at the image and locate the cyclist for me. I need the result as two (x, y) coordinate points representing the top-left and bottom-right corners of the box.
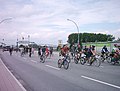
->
(41, 46), (46, 57)
(75, 44), (82, 57)
(60, 45), (69, 58)
(20, 47), (25, 56)
(49, 46), (53, 58)
(38, 46), (41, 56)
(46, 46), (49, 57)
(29, 47), (32, 57)
(111, 44), (120, 63)
(87, 45), (96, 65)
(71, 44), (76, 58)
(83, 46), (89, 58)
(9, 47), (13, 56)
(101, 45), (109, 56)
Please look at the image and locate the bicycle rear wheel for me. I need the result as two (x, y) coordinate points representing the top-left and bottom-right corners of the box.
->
(58, 59), (62, 68)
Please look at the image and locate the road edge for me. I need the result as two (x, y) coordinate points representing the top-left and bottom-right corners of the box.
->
(0, 58), (27, 91)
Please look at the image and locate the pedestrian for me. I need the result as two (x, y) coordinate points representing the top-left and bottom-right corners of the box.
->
(9, 47), (13, 56)
(29, 47), (32, 57)
(38, 46), (41, 57)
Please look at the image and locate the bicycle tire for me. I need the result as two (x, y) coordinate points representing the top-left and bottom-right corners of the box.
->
(40, 56), (45, 63)
(93, 58), (101, 67)
(106, 56), (112, 63)
(58, 59), (62, 68)
(74, 57), (78, 64)
(64, 60), (69, 70)
(80, 57), (86, 65)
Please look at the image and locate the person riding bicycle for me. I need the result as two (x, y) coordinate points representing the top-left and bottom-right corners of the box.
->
(49, 46), (53, 58)
(38, 46), (41, 56)
(75, 44), (82, 58)
(61, 45), (69, 57)
(111, 44), (120, 63)
(9, 47), (13, 56)
(46, 46), (49, 57)
(87, 45), (96, 65)
(41, 46), (46, 57)
(71, 44), (76, 58)
(101, 45), (109, 56)
(83, 46), (89, 58)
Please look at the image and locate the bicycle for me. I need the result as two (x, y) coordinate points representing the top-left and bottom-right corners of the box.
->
(74, 53), (86, 64)
(89, 55), (101, 67)
(21, 51), (25, 57)
(40, 52), (46, 63)
(100, 52), (112, 63)
(58, 54), (70, 70)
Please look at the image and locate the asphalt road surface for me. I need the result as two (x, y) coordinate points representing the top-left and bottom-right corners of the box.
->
(0, 51), (120, 91)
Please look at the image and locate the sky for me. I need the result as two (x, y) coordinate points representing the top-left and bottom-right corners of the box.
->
(0, 0), (120, 45)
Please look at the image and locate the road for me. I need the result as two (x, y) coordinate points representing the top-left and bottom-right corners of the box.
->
(0, 51), (120, 91)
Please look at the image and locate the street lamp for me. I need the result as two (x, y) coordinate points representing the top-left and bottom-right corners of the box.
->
(67, 19), (80, 44)
(28, 35), (30, 45)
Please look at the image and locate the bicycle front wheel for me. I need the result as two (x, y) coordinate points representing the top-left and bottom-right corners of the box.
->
(74, 57), (78, 64)
(93, 58), (101, 67)
(106, 56), (112, 63)
(64, 60), (69, 70)
(58, 59), (62, 68)
(80, 57), (86, 65)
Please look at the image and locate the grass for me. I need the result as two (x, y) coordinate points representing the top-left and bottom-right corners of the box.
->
(82, 42), (111, 47)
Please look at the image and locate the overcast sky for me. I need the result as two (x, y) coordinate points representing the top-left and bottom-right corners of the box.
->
(0, 0), (120, 45)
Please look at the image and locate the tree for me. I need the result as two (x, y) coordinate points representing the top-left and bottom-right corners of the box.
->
(68, 33), (115, 45)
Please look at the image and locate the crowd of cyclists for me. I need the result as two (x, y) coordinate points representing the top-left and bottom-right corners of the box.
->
(59, 43), (120, 67)
(2, 43), (120, 69)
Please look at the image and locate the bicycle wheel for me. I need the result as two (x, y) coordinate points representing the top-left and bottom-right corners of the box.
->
(40, 56), (45, 63)
(67, 56), (71, 63)
(80, 57), (86, 65)
(21, 52), (24, 57)
(93, 58), (101, 67)
(106, 56), (112, 63)
(58, 59), (62, 68)
(100, 56), (104, 62)
(40, 56), (43, 62)
(42, 56), (45, 63)
(64, 60), (69, 70)
(74, 57), (78, 64)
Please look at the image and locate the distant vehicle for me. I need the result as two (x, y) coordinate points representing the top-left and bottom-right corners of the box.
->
(3, 46), (10, 52)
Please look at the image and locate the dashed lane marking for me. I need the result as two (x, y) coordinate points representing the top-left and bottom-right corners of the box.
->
(81, 75), (120, 89)
(46, 65), (60, 70)
(31, 60), (37, 63)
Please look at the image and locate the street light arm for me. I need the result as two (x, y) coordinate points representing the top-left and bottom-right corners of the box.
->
(67, 19), (79, 33)
(67, 19), (80, 44)
(0, 18), (12, 24)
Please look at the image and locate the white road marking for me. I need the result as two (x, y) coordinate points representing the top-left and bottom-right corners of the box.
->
(99, 66), (104, 68)
(0, 59), (27, 91)
(31, 60), (37, 63)
(46, 65), (60, 70)
(81, 75), (120, 89)
(23, 57), (27, 60)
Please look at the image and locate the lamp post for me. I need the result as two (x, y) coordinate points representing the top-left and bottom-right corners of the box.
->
(67, 19), (80, 44)
(28, 35), (30, 45)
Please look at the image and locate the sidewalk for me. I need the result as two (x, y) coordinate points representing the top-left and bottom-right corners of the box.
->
(0, 58), (26, 91)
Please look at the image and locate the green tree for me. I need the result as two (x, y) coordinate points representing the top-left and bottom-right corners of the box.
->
(68, 33), (115, 45)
